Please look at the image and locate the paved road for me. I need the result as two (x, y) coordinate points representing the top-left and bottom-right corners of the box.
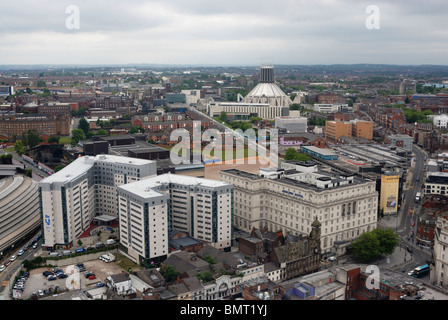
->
(378, 144), (431, 269)
(0, 149), (50, 178)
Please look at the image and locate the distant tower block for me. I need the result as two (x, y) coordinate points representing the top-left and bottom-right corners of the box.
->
(259, 65), (274, 83)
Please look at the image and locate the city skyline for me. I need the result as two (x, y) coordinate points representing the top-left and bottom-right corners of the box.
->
(1, 0), (448, 66)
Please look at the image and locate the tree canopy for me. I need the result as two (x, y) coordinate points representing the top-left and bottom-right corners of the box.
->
(71, 129), (86, 143)
(284, 148), (312, 161)
(351, 228), (400, 263)
(78, 118), (90, 134)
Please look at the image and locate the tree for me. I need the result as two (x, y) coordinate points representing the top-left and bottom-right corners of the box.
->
(161, 265), (180, 283)
(0, 154), (12, 164)
(285, 148), (300, 160)
(372, 228), (400, 256)
(196, 271), (214, 283)
(351, 231), (381, 262)
(78, 118), (90, 134)
(284, 148), (311, 161)
(351, 228), (400, 263)
(218, 111), (229, 123)
(71, 129), (86, 143)
(97, 129), (108, 136)
(202, 255), (217, 265)
(21, 129), (40, 150)
(47, 136), (60, 144)
(14, 140), (25, 155)
(54, 165), (65, 172)
(36, 80), (46, 87)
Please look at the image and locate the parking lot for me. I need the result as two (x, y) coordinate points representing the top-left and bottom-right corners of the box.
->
(16, 258), (125, 300)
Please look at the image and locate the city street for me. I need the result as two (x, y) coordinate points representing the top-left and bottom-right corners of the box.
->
(377, 144), (431, 274)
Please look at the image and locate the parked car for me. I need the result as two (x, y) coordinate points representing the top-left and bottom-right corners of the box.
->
(57, 273), (68, 279)
(328, 256), (337, 261)
(75, 248), (86, 254)
(0, 265), (5, 272)
(95, 242), (105, 249)
(47, 275), (57, 281)
(10, 255), (17, 262)
(4, 260), (11, 267)
(17, 250), (24, 256)
(38, 290), (44, 296)
(84, 271), (93, 278)
(96, 282), (106, 288)
(32, 243), (38, 249)
(88, 275), (97, 280)
(75, 263), (86, 272)
(43, 270), (53, 277)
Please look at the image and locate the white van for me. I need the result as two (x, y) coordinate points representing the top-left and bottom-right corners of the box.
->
(106, 239), (116, 245)
(49, 252), (61, 258)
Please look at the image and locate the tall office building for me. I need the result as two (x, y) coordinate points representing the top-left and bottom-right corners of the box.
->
(117, 174), (234, 266)
(38, 155), (156, 250)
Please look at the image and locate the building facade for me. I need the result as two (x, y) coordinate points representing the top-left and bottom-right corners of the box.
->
(425, 172), (448, 196)
(430, 216), (448, 289)
(38, 155), (156, 250)
(325, 120), (373, 142)
(220, 165), (378, 255)
(117, 174), (234, 265)
(0, 114), (71, 136)
(379, 173), (400, 216)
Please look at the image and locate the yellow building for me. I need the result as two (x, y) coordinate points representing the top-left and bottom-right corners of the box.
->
(380, 174), (400, 215)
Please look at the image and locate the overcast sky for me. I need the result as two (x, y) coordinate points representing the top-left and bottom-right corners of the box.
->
(1, 0), (447, 66)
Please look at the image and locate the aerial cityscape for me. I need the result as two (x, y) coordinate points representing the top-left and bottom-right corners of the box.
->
(1, 0), (448, 311)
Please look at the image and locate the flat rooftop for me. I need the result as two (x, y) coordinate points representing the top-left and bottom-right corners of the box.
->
(222, 168), (369, 192)
(118, 173), (232, 199)
(40, 155), (154, 184)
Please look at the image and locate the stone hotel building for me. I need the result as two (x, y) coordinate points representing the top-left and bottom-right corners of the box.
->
(220, 162), (378, 255)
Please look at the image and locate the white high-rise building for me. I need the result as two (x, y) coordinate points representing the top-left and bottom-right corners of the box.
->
(38, 155), (156, 250)
(117, 174), (234, 266)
